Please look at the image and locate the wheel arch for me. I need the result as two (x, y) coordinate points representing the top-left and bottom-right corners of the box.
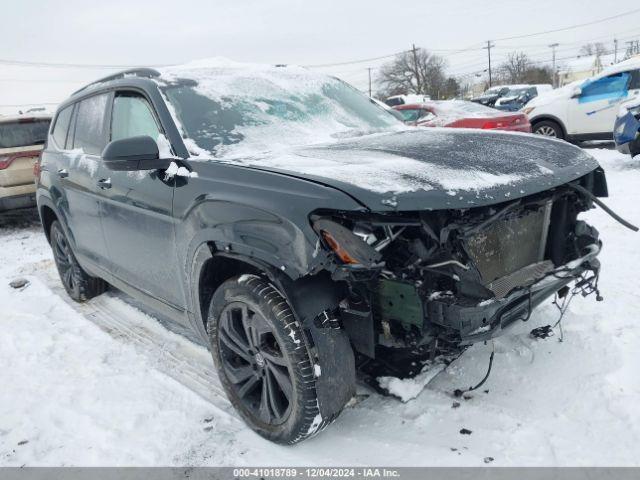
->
(530, 114), (568, 138)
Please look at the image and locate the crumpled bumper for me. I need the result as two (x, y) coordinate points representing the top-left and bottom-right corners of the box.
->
(426, 243), (601, 345)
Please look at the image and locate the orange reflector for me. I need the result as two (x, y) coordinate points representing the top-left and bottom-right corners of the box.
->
(321, 231), (359, 265)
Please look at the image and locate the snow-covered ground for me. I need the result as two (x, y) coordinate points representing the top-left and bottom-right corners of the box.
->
(1, 147), (638, 466)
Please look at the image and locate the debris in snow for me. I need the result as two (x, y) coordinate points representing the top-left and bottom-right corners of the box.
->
(452, 401), (461, 409)
(9, 278), (29, 289)
(163, 161), (198, 181)
(377, 363), (446, 402)
(203, 426), (213, 432)
(530, 325), (554, 339)
(203, 417), (214, 423)
(484, 456), (494, 463)
(460, 428), (472, 435)
(17, 440), (29, 446)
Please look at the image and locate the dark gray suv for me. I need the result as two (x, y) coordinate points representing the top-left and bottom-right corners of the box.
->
(36, 61), (610, 444)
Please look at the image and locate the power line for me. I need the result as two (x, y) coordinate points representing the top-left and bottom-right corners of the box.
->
(493, 7), (640, 41)
(304, 50), (411, 68)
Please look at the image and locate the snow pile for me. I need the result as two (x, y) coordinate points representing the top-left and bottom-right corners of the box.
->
(378, 364), (446, 402)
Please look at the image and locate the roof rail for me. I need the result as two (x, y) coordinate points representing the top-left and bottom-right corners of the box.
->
(72, 68), (161, 96)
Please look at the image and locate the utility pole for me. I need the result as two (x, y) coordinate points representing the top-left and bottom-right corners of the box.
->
(411, 44), (421, 94)
(549, 43), (559, 88)
(483, 41), (494, 87)
(367, 68), (372, 98)
(614, 38), (618, 63)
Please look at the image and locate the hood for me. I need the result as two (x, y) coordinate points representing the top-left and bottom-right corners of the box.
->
(525, 82), (580, 109)
(227, 129), (600, 211)
(473, 94), (498, 102)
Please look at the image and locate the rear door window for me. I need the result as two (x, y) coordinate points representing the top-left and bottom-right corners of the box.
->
(0, 118), (50, 148)
(580, 72), (631, 103)
(72, 93), (109, 155)
(111, 93), (161, 141)
(52, 105), (74, 149)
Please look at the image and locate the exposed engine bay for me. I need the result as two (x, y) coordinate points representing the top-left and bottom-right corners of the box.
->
(311, 175), (608, 365)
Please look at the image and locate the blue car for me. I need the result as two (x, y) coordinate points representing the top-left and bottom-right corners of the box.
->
(614, 99), (640, 157)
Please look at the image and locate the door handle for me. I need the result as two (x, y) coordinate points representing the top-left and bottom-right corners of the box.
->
(57, 168), (68, 178)
(97, 178), (112, 189)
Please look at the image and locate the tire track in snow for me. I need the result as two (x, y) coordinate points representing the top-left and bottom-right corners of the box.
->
(38, 268), (239, 423)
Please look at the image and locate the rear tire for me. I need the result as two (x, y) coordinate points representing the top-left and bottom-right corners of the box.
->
(533, 120), (564, 140)
(50, 220), (107, 302)
(208, 275), (338, 444)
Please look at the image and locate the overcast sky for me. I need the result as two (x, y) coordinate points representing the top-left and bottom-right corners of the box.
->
(1, 0), (639, 113)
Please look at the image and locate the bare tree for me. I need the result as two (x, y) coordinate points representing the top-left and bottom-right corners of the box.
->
(377, 48), (448, 99)
(579, 42), (607, 57)
(498, 52), (530, 84)
(496, 51), (553, 85)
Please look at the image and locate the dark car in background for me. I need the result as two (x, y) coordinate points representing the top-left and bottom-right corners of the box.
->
(37, 62), (607, 444)
(470, 85), (511, 107)
(494, 85), (553, 112)
(0, 113), (51, 211)
(395, 100), (531, 132)
(614, 98), (640, 157)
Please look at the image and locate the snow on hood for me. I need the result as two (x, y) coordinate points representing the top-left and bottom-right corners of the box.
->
(154, 59), (600, 209)
(224, 128), (600, 210)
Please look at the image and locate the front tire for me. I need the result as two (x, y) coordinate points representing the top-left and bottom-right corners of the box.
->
(50, 220), (107, 302)
(208, 275), (332, 444)
(533, 120), (564, 140)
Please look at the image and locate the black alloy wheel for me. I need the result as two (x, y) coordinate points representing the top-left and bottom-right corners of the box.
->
(51, 223), (75, 293)
(49, 220), (106, 302)
(208, 275), (336, 444)
(218, 301), (293, 425)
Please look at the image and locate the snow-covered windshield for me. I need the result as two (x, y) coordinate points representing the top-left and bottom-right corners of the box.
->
(157, 60), (402, 157)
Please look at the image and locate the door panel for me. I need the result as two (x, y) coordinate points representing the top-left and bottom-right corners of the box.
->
(568, 72), (631, 135)
(99, 92), (185, 309)
(61, 94), (111, 267)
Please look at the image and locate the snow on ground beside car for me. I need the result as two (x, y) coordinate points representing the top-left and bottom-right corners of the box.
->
(0, 147), (639, 466)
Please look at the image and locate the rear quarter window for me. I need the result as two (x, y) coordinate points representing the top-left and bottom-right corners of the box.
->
(52, 105), (74, 149)
(0, 119), (50, 149)
(72, 93), (109, 155)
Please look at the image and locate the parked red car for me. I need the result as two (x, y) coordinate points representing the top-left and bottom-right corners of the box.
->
(394, 100), (531, 133)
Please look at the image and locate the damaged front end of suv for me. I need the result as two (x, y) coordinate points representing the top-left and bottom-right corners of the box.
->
(310, 169), (608, 366)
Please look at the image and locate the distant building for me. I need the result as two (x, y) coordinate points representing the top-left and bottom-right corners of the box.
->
(558, 53), (617, 86)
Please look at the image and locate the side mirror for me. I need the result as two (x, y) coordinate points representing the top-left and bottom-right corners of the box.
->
(571, 87), (582, 99)
(102, 135), (172, 171)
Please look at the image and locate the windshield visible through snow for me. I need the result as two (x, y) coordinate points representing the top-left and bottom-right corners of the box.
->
(158, 60), (402, 158)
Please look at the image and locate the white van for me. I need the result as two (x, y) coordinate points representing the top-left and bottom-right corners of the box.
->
(523, 57), (640, 141)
